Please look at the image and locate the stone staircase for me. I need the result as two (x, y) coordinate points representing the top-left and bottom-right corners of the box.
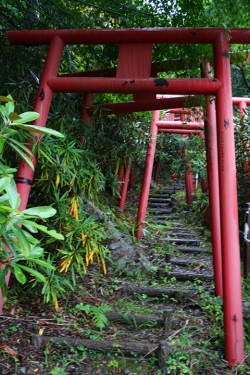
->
(148, 181), (214, 283)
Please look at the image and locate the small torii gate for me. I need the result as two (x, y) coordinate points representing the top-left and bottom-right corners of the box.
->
(6, 27), (250, 367)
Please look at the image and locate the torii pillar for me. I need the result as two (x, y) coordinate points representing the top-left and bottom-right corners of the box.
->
(214, 32), (244, 364)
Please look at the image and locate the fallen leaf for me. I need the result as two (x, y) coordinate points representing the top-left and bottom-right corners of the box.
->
(9, 308), (16, 316)
(114, 286), (123, 291)
(0, 345), (19, 356)
(194, 265), (202, 270)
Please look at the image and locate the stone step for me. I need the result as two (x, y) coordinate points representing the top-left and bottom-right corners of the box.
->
(170, 183), (185, 188)
(149, 209), (174, 214)
(164, 226), (185, 230)
(154, 189), (175, 194)
(148, 198), (173, 203)
(167, 271), (213, 281)
(176, 246), (209, 253)
(164, 238), (203, 245)
(149, 194), (173, 200)
(163, 227), (204, 236)
(166, 232), (197, 238)
(148, 215), (172, 220)
(167, 257), (208, 267)
(166, 216), (180, 220)
(164, 230), (193, 235)
(148, 202), (172, 209)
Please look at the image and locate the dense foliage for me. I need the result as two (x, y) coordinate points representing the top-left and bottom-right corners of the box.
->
(1, 0), (250, 95)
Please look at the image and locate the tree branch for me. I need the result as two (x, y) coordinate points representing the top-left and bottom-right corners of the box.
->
(237, 65), (250, 92)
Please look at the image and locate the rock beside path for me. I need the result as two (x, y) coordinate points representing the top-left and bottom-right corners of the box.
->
(84, 200), (152, 274)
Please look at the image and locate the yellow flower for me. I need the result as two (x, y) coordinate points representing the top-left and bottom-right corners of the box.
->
(59, 257), (72, 273)
(81, 231), (87, 247)
(55, 173), (60, 188)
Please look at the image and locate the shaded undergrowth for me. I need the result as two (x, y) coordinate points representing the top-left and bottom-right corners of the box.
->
(0, 177), (250, 375)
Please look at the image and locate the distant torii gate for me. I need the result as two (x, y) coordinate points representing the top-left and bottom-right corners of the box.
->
(7, 27), (250, 367)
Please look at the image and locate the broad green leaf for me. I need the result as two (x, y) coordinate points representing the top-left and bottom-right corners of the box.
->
(17, 264), (47, 283)
(0, 176), (11, 193)
(22, 206), (57, 219)
(5, 178), (20, 209)
(0, 220), (7, 236)
(0, 96), (14, 103)
(23, 220), (64, 240)
(0, 245), (10, 260)
(26, 258), (55, 269)
(0, 136), (5, 153)
(0, 204), (20, 213)
(2, 232), (17, 257)
(12, 111), (40, 124)
(12, 263), (26, 284)
(29, 246), (44, 257)
(11, 223), (31, 257)
(0, 213), (7, 224)
(3, 128), (17, 137)
(0, 105), (7, 117)
(0, 166), (17, 175)
(0, 195), (9, 204)
(9, 142), (34, 170)
(0, 268), (8, 287)
(11, 244), (43, 260)
(5, 101), (14, 116)
(21, 229), (40, 244)
(22, 220), (38, 233)
(12, 123), (65, 138)
(8, 112), (21, 121)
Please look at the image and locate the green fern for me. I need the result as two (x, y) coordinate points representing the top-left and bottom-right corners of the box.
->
(75, 302), (111, 331)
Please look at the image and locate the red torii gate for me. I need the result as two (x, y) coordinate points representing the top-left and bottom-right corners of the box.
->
(6, 27), (250, 367)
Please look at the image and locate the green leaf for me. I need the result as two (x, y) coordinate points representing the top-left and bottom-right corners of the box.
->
(0, 268), (9, 287)
(8, 138), (33, 157)
(12, 111), (40, 124)
(0, 220), (7, 236)
(5, 178), (20, 209)
(2, 232), (17, 257)
(0, 104), (7, 117)
(38, 147), (56, 164)
(0, 136), (5, 153)
(21, 220), (38, 233)
(8, 112), (21, 121)
(0, 213), (7, 224)
(23, 220), (64, 240)
(12, 263), (26, 284)
(11, 223), (31, 257)
(0, 164), (17, 175)
(17, 264), (47, 283)
(5, 101), (14, 117)
(29, 246), (44, 257)
(22, 206), (57, 219)
(26, 258), (55, 269)
(3, 128), (17, 137)
(0, 204), (20, 214)
(0, 96), (14, 103)
(12, 123), (65, 138)
(0, 176), (11, 193)
(21, 230), (40, 245)
(9, 142), (34, 170)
